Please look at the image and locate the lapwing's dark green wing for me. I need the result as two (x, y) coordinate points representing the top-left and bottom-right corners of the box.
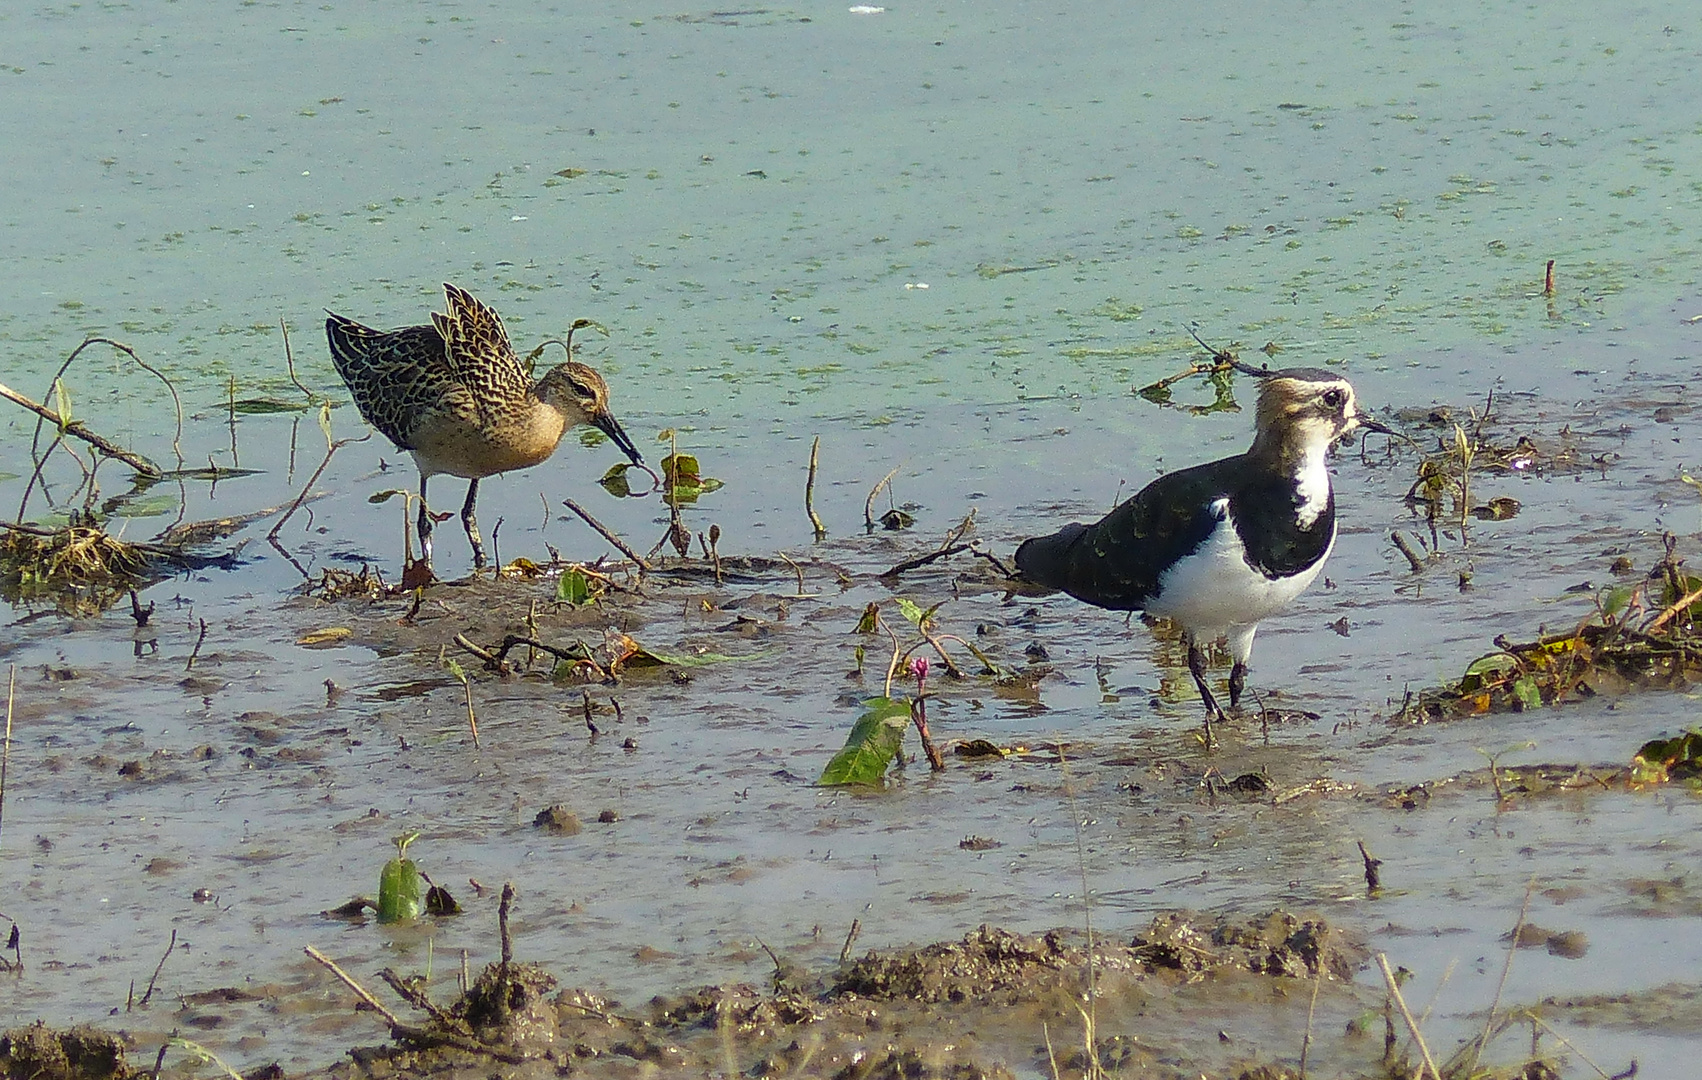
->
(1015, 458), (1234, 611)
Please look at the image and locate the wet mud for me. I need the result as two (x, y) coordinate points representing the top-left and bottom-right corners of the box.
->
(7, 338), (1702, 1080)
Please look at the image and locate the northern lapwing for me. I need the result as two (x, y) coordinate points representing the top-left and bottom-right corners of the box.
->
(327, 283), (644, 571)
(1015, 366), (1390, 733)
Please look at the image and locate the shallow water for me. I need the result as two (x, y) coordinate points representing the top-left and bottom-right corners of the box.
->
(5, 2), (1702, 1076)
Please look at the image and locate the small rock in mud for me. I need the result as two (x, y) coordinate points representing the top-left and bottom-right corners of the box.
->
(533, 805), (582, 834)
(0, 1022), (135, 1080)
(1508, 923), (1589, 959)
(596, 809), (619, 823)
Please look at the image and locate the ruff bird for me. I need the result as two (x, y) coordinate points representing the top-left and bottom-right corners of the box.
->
(327, 283), (643, 570)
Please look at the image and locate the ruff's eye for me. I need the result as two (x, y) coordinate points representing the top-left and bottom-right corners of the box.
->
(1321, 388), (1346, 410)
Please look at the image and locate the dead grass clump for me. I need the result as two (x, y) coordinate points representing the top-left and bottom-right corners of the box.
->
(1400, 535), (1702, 723)
(0, 518), (154, 616)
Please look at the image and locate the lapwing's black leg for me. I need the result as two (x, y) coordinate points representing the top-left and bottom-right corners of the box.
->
(1186, 639), (1228, 746)
(417, 476), (435, 566)
(1228, 661), (1248, 709)
(461, 478), (485, 569)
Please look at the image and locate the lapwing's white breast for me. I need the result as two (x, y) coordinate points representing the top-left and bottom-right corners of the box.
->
(1146, 498), (1335, 638)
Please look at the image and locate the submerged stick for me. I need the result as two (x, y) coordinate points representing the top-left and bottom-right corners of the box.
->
(805, 435), (827, 540)
(561, 497), (650, 572)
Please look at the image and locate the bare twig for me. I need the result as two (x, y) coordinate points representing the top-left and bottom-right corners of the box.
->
(775, 549), (808, 596)
(268, 422), (366, 541)
(1642, 580), (1702, 635)
(303, 944), (403, 1027)
(863, 464), (902, 530)
(970, 544), (1016, 578)
(376, 968), (457, 1026)
(136, 929), (177, 1007)
(1376, 953), (1440, 1080)
(561, 497), (651, 572)
(185, 619), (209, 672)
(0, 666), (12, 855)
(280, 317), (319, 404)
(1468, 881), (1536, 1073)
(880, 543), (971, 579)
(1391, 531), (1427, 573)
(805, 435), (827, 540)
(838, 918), (861, 963)
(1357, 839), (1383, 895)
(498, 883), (515, 968)
(1299, 925), (1329, 1077)
(1, 379), (161, 481)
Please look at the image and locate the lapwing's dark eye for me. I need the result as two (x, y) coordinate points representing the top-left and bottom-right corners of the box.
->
(1322, 388), (1346, 409)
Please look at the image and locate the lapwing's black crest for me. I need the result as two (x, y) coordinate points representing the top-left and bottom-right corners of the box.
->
(1015, 367), (1390, 727)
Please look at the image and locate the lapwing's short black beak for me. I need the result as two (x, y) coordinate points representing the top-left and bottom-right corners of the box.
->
(593, 409), (644, 465)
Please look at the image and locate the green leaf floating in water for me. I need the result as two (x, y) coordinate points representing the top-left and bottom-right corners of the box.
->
(230, 398), (312, 414)
(819, 697), (912, 787)
(377, 831), (424, 923)
(599, 462), (636, 498)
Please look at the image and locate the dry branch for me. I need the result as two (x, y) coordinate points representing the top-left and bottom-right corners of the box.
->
(0, 380), (161, 477)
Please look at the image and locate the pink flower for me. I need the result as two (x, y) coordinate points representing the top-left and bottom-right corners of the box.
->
(910, 656), (929, 682)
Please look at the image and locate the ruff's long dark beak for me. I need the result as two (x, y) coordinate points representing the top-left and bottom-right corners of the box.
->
(593, 409), (645, 465)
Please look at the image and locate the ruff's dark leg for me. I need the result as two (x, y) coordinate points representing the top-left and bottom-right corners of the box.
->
(417, 475), (434, 566)
(1228, 661), (1248, 709)
(1186, 639), (1227, 745)
(461, 478), (485, 569)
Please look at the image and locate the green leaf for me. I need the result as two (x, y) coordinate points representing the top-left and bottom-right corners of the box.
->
(316, 400), (334, 446)
(1459, 653), (1516, 693)
(1510, 675), (1543, 711)
(853, 603), (880, 634)
(446, 658), (467, 685)
(377, 855), (424, 923)
(628, 644), (778, 668)
(53, 380), (72, 430)
(895, 597), (925, 626)
(598, 462), (634, 498)
(557, 567), (591, 605)
(818, 697), (912, 786)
